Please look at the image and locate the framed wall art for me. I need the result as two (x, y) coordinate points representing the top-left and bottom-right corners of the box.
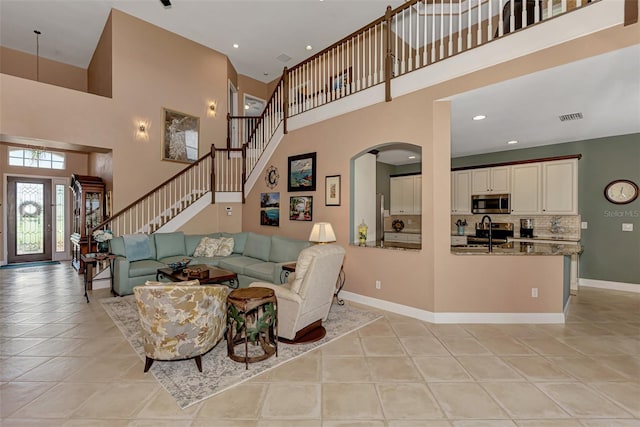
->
(325, 175), (341, 206)
(289, 196), (313, 221)
(288, 152), (316, 192)
(260, 192), (280, 226)
(161, 108), (199, 163)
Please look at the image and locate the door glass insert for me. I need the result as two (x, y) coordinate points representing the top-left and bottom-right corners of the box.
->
(16, 182), (45, 255)
(55, 184), (65, 252)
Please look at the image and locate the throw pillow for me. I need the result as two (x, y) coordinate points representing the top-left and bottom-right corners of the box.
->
(215, 237), (234, 257)
(193, 237), (220, 257)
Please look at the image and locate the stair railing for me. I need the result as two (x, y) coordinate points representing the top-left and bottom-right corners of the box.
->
(89, 148), (215, 246)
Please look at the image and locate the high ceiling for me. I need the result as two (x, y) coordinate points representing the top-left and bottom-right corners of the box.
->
(1, 1), (638, 160)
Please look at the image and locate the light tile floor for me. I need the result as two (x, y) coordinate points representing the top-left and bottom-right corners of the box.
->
(1, 263), (639, 426)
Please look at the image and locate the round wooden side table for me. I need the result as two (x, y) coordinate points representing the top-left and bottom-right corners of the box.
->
(226, 287), (278, 369)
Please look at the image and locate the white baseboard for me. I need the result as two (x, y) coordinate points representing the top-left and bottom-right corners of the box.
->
(339, 291), (565, 324)
(579, 279), (640, 293)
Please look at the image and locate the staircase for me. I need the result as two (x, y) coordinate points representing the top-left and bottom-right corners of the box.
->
(90, 0), (616, 246)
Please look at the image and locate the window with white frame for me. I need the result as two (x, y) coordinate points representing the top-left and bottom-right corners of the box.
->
(8, 147), (65, 170)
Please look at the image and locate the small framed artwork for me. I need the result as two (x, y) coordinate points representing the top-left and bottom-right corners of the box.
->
(289, 196), (313, 221)
(162, 108), (199, 163)
(325, 175), (341, 206)
(260, 192), (280, 226)
(288, 152), (317, 192)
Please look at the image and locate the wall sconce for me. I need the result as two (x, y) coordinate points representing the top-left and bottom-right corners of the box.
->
(135, 120), (149, 140)
(207, 101), (217, 117)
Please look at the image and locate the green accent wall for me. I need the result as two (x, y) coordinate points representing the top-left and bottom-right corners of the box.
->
(452, 133), (640, 285)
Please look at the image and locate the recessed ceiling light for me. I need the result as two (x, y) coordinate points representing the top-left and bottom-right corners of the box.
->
(408, 155), (416, 159)
(233, 44), (239, 49)
(473, 115), (486, 121)
(306, 45), (313, 51)
(507, 140), (518, 145)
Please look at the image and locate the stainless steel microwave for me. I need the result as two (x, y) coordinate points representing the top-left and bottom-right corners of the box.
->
(471, 194), (510, 214)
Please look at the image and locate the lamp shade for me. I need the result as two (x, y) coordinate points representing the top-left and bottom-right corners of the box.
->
(309, 222), (336, 243)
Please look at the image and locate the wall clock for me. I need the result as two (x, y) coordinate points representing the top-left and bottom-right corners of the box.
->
(604, 179), (638, 204)
(265, 165), (279, 189)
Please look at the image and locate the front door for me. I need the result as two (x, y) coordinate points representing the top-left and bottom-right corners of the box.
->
(7, 177), (52, 263)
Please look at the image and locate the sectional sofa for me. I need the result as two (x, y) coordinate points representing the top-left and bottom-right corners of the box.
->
(108, 231), (311, 296)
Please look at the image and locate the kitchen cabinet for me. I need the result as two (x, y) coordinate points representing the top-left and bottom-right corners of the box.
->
(510, 163), (541, 214)
(451, 170), (472, 214)
(542, 159), (578, 214)
(471, 166), (510, 194)
(390, 174), (421, 215)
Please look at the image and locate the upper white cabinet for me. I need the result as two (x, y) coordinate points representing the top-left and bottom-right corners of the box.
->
(542, 159), (578, 214)
(511, 163), (541, 214)
(471, 166), (510, 194)
(451, 170), (472, 214)
(390, 175), (421, 215)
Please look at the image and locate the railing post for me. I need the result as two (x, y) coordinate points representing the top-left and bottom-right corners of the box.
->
(226, 113), (232, 150)
(241, 143), (247, 204)
(210, 144), (216, 204)
(283, 67), (289, 134)
(384, 5), (393, 102)
(624, 0), (638, 25)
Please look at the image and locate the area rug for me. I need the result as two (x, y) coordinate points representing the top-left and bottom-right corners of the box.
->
(0, 260), (61, 269)
(101, 295), (382, 409)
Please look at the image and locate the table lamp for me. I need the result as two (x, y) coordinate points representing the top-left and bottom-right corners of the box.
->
(308, 222), (336, 244)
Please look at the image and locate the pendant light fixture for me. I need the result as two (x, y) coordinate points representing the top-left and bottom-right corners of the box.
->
(34, 29), (41, 81)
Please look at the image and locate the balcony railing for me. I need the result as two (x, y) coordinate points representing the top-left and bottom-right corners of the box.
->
(98, 0), (610, 242)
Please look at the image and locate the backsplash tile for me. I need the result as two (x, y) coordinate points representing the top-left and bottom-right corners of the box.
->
(450, 214), (581, 241)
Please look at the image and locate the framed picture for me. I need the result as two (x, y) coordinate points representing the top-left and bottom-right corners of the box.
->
(289, 196), (313, 221)
(260, 192), (280, 226)
(325, 175), (341, 206)
(288, 152), (317, 192)
(161, 108), (199, 163)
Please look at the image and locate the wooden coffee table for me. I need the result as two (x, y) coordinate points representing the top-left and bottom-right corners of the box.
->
(156, 264), (239, 288)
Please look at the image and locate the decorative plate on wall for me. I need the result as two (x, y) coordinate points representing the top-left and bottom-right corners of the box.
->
(265, 165), (279, 189)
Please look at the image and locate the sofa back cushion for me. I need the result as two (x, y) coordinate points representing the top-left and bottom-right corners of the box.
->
(269, 235), (312, 263)
(123, 234), (154, 261)
(222, 232), (248, 254)
(109, 236), (126, 257)
(154, 232), (186, 259)
(242, 232), (271, 262)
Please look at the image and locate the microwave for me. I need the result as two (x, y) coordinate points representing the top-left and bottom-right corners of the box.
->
(471, 194), (510, 214)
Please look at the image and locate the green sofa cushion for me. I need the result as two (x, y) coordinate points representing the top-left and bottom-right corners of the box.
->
(244, 262), (277, 283)
(270, 235), (312, 263)
(218, 256), (263, 275)
(128, 259), (166, 278)
(242, 232), (271, 261)
(154, 232), (186, 259)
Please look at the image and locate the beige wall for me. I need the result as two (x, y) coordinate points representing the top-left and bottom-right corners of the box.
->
(0, 46), (88, 92)
(242, 23), (638, 314)
(88, 12), (113, 98)
(0, 10), (229, 217)
(180, 203), (243, 234)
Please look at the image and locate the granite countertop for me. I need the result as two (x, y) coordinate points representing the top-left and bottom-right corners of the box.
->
(385, 230), (421, 234)
(451, 241), (582, 256)
(510, 236), (581, 242)
(350, 242), (421, 251)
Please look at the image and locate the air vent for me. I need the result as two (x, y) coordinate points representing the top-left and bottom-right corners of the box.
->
(276, 53), (291, 63)
(558, 112), (583, 122)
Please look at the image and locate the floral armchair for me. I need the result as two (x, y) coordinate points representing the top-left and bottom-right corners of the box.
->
(133, 281), (228, 372)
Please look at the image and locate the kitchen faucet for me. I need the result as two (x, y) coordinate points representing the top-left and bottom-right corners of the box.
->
(480, 215), (493, 252)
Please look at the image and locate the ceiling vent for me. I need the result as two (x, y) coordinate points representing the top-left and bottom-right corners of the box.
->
(276, 53), (291, 63)
(558, 112), (583, 122)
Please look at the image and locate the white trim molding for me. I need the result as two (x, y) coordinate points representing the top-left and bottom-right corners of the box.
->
(340, 291), (566, 324)
(579, 279), (640, 293)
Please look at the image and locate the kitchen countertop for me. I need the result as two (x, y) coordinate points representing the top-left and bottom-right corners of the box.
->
(351, 242), (421, 251)
(451, 241), (582, 256)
